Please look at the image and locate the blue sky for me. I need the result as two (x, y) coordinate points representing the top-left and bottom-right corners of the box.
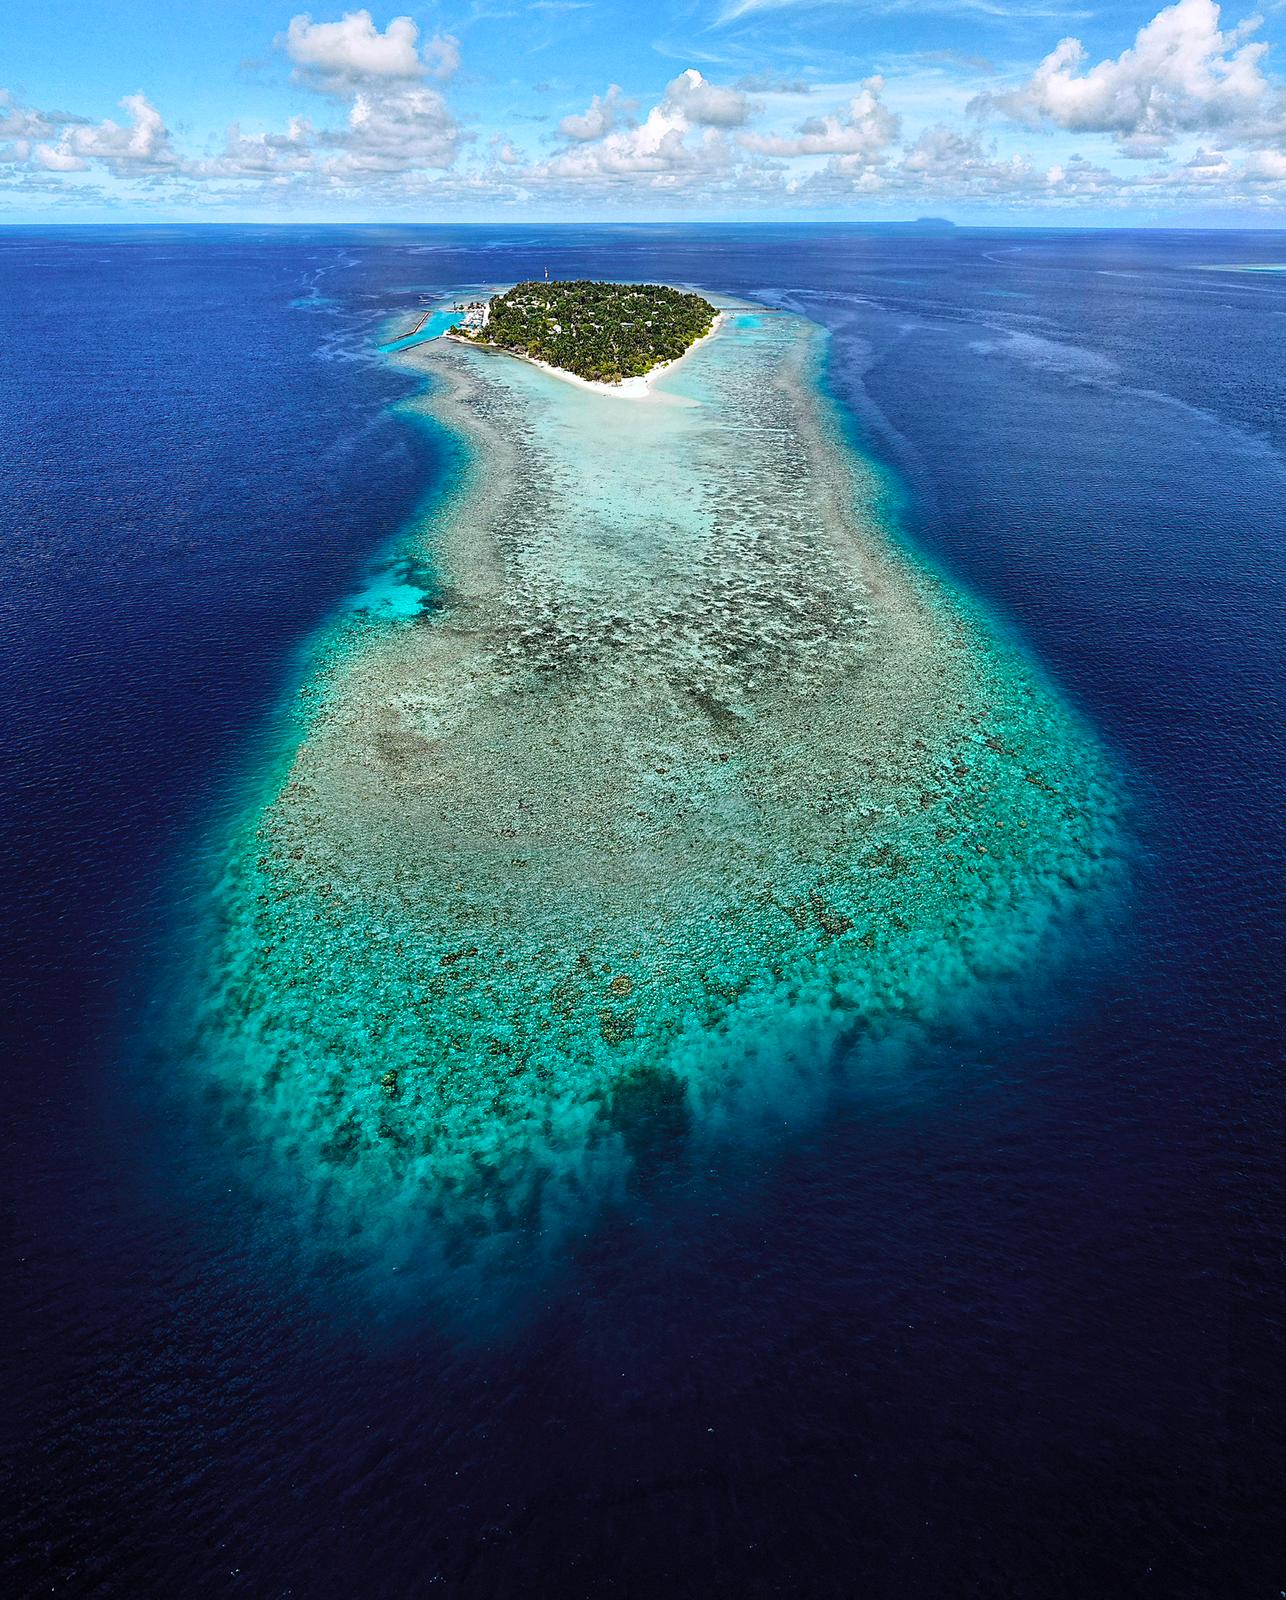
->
(2, 0), (1284, 222)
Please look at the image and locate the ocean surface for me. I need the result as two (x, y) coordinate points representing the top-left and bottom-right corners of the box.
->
(2, 225), (1283, 1597)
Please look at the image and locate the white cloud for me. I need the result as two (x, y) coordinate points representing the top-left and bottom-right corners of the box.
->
(167, 11), (464, 185)
(423, 34), (462, 83)
(741, 77), (899, 157)
(0, 90), (63, 158)
(477, 38), (1286, 209)
(283, 10), (459, 85)
(197, 83), (460, 181)
(1242, 146), (1286, 179)
(335, 84), (459, 170)
(34, 93), (175, 175)
(202, 120), (316, 178)
(975, 0), (1276, 150)
(531, 72), (749, 189)
(664, 68), (754, 127)
(541, 103), (725, 181)
(34, 146), (87, 173)
(900, 125), (1047, 191)
(529, 70), (753, 190)
(283, 10), (424, 80)
(559, 85), (627, 140)
(265, 10), (463, 177)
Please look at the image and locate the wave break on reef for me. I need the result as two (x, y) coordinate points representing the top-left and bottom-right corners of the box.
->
(173, 302), (1123, 1283)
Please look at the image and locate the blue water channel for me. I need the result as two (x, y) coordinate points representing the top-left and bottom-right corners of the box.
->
(379, 306), (464, 353)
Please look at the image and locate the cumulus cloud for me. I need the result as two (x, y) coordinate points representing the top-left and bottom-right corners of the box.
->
(197, 91), (460, 182)
(664, 69), (754, 128)
(283, 10), (424, 80)
(528, 70), (754, 191)
(1242, 146), (1286, 179)
(975, 0), (1276, 151)
(741, 77), (899, 159)
(204, 122), (313, 178)
(257, 9), (463, 178)
(530, 72), (753, 190)
(0, 90), (64, 157)
(900, 125), (1048, 193)
(34, 93), (175, 174)
(782, 123), (1127, 205)
(334, 83), (459, 170)
(170, 11), (464, 185)
(423, 34), (462, 83)
(541, 104), (724, 182)
(477, 36), (1286, 209)
(559, 85), (627, 141)
(283, 9), (460, 89)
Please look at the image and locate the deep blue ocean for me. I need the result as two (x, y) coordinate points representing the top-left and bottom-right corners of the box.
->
(2, 226), (1282, 1597)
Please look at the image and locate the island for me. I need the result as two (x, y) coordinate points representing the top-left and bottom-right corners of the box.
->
(455, 278), (718, 386)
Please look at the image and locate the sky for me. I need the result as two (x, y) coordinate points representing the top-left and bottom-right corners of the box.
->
(2, 0), (1285, 223)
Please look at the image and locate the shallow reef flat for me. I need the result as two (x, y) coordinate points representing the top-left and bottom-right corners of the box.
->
(179, 305), (1123, 1280)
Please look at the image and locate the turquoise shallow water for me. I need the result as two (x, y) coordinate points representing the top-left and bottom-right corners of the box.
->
(164, 298), (1125, 1300)
(379, 306), (465, 354)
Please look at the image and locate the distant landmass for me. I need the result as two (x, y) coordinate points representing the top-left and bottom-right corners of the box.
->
(459, 279), (717, 385)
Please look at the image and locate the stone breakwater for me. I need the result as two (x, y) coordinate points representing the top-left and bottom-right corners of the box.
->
(176, 305), (1124, 1281)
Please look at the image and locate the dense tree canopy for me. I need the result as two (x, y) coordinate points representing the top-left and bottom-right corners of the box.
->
(464, 279), (717, 384)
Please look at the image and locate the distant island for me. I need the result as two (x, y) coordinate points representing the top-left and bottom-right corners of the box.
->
(455, 279), (718, 386)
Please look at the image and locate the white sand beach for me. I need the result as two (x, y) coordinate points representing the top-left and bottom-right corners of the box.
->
(448, 311), (724, 401)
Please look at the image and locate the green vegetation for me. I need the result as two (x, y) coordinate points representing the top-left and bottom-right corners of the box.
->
(463, 279), (717, 384)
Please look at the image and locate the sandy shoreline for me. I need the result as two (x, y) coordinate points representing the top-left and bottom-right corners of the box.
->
(446, 310), (724, 402)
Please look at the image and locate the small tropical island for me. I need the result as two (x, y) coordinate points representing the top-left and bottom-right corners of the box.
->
(455, 278), (718, 386)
